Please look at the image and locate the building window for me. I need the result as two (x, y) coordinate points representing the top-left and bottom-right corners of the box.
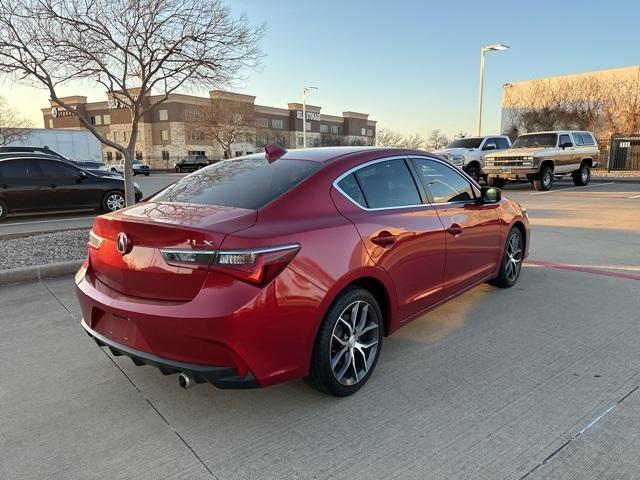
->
(330, 125), (339, 135)
(367, 128), (373, 136)
(115, 151), (123, 161)
(190, 130), (205, 142)
(103, 114), (111, 125)
(305, 123), (311, 131)
(235, 151), (243, 157)
(320, 124), (328, 133)
(48, 119), (53, 128)
(160, 130), (169, 141)
(297, 136), (304, 147)
(272, 119), (284, 129)
(188, 150), (205, 156)
(161, 150), (170, 161)
(255, 118), (268, 128)
(184, 108), (197, 121)
(90, 115), (102, 126)
(106, 151), (113, 162)
(136, 151), (143, 160)
(361, 128), (366, 136)
(122, 131), (128, 142)
(255, 134), (265, 145)
(159, 109), (168, 121)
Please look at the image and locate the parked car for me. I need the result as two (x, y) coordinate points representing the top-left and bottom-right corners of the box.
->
(110, 159), (151, 176)
(484, 131), (599, 191)
(174, 155), (212, 173)
(76, 146), (529, 396)
(0, 152), (120, 178)
(0, 145), (110, 173)
(0, 155), (142, 220)
(434, 135), (511, 182)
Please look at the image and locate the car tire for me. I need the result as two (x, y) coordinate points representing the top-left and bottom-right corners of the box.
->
(175, 167), (181, 173)
(489, 227), (524, 288)
(0, 199), (7, 221)
(306, 286), (383, 397)
(102, 190), (126, 212)
(572, 163), (590, 186)
(533, 166), (553, 191)
(488, 177), (506, 189)
(144, 172), (150, 176)
(466, 165), (480, 183)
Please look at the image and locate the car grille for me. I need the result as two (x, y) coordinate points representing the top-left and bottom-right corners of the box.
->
(491, 157), (527, 166)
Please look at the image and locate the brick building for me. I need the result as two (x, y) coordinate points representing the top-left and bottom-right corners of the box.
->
(41, 90), (376, 168)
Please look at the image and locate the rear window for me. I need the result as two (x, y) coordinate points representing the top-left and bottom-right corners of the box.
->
(580, 132), (595, 145)
(153, 157), (321, 209)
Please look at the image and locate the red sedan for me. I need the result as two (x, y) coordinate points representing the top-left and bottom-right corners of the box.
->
(75, 146), (529, 396)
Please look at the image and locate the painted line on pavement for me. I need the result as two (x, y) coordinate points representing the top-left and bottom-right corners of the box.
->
(628, 194), (640, 199)
(529, 182), (614, 195)
(525, 259), (640, 281)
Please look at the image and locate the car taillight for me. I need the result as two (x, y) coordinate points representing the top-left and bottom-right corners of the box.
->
(160, 244), (300, 286)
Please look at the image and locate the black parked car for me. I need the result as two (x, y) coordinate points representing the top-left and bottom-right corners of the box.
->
(174, 155), (212, 173)
(0, 145), (110, 174)
(0, 155), (142, 220)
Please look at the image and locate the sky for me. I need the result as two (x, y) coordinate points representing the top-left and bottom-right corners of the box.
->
(2, 0), (639, 137)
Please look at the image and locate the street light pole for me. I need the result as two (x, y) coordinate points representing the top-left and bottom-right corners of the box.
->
(476, 44), (509, 136)
(302, 86), (317, 148)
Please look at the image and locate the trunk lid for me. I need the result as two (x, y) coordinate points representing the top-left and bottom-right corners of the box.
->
(89, 201), (257, 301)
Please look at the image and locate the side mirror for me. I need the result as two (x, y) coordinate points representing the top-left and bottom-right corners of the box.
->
(483, 143), (497, 151)
(560, 142), (573, 149)
(480, 186), (501, 204)
(77, 170), (88, 181)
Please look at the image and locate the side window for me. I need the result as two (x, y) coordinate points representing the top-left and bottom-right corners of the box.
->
(495, 137), (510, 149)
(353, 159), (421, 209)
(337, 173), (367, 208)
(559, 134), (572, 146)
(37, 160), (79, 179)
(573, 133), (585, 146)
(0, 160), (39, 184)
(581, 133), (595, 145)
(410, 157), (475, 204)
(482, 138), (498, 150)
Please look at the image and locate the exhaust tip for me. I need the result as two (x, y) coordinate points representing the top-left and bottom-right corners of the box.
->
(178, 373), (195, 390)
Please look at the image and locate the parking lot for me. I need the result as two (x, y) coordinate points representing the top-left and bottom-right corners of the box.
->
(1, 181), (639, 479)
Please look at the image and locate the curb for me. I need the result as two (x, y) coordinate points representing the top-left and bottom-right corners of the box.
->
(0, 259), (83, 286)
(0, 226), (90, 241)
(591, 177), (640, 184)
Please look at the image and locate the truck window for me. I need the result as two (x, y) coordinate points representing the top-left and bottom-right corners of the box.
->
(573, 133), (585, 146)
(495, 138), (510, 149)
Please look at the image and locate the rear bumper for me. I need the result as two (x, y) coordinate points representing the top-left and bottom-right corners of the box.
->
(81, 318), (257, 388)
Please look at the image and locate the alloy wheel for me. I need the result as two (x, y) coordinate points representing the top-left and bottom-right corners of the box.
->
(106, 193), (125, 212)
(330, 300), (379, 386)
(581, 167), (589, 182)
(543, 171), (552, 188)
(504, 232), (523, 282)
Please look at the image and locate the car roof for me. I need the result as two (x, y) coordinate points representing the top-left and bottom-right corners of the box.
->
(519, 131), (590, 135)
(243, 146), (422, 164)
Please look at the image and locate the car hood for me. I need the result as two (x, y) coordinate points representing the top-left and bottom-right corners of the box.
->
(486, 147), (546, 157)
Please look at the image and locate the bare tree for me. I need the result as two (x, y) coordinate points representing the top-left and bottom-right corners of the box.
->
(375, 128), (404, 148)
(188, 99), (254, 159)
(0, 95), (32, 145)
(402, 133), (426, 149)
(601, 69), (640, 134)
(0, 0), (263, 205)
(425, 129), (449, 150)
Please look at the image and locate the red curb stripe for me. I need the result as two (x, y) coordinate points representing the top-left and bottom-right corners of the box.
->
(525, 259), (640, 281)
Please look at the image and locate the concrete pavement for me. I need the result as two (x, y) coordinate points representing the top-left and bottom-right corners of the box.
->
(1, 182), (639, 479)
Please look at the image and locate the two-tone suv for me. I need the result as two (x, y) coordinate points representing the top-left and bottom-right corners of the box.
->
(434, 135), (511, 182)
(484, 131), (599, 191)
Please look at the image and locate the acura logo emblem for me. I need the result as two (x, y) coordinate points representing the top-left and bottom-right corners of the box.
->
(116, 232), (132, 255)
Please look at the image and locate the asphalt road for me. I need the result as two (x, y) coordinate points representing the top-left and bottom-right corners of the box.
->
(0, 173), (184, 237)
(1, 182), (640, 479)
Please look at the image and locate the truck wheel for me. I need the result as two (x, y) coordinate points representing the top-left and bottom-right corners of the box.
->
(0, 200), (7, 221)
(466, 165), (480, 183)
(306, 286), (383, 397)
(533, 166), (553, 191)
(488, 177), (506, 189)
(572, 163), (590, 186)
(489, 227), (524, 288)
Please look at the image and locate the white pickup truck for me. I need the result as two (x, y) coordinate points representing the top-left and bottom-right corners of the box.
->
(434, 135), (511, 182)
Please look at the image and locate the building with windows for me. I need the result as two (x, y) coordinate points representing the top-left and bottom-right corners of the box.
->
(41, 91), (376, 168)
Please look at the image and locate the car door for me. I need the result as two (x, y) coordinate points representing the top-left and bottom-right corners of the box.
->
(409, 156), (502, 293)
(333, 157), (447, 320)
(0, 159), (46, 212)
(35, 159), (96, 209)
(557, 133), (577, 173)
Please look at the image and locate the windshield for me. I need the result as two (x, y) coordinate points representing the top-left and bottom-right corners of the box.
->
(153, 157), (321, 209)
(446, 138), (483, 149)
(512, 133), (558, 149)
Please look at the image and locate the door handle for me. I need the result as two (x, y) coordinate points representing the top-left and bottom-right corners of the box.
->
(446, 223), (463, 237)
(1, 184), (7, 189)
(371, 231), (396, 248)
(49, 184), (57, 188)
